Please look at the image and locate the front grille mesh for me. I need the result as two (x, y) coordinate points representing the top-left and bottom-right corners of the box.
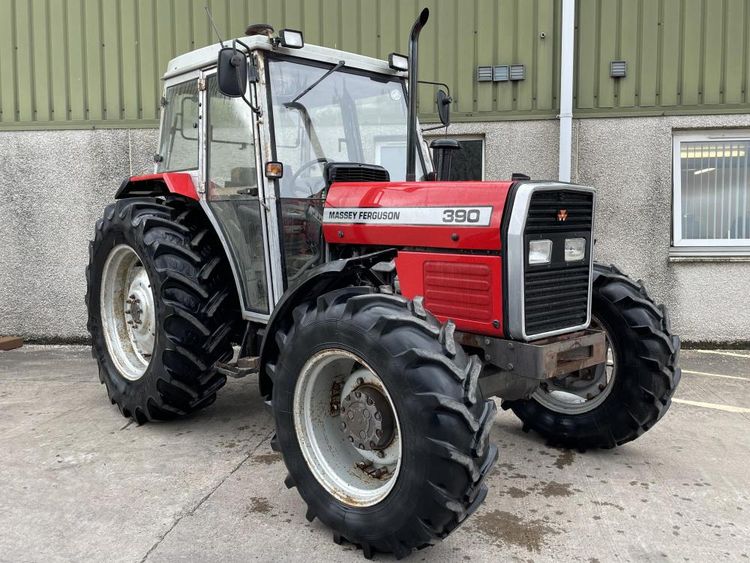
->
(525, 191), (593, 234)
(523, 190), (594, 337)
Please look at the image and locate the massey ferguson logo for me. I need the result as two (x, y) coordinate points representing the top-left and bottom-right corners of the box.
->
(557, 209), (569, 221)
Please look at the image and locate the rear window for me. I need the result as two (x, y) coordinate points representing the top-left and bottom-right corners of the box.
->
(157, 80), (200, 172)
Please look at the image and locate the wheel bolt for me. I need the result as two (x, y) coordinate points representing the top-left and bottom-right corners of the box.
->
(358, 443), (364, 449)
(374, 412), (381, 421)
(356, 377), (364, 385)
(340, 422), (347, 431)
(366, 396), (374, 406)
(354, 391), (361, 399)
(598, 383), (606, 391)
(376, 450), (385, 458)
(369, 441), (376, 449)
(348, 436), (354, 443)
(375, 429), (383, 438)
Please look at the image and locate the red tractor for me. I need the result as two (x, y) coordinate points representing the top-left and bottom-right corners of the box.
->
(86, 9), (680, 559)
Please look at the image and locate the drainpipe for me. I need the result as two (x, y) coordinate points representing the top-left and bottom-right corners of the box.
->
(558, 0), (575, 182)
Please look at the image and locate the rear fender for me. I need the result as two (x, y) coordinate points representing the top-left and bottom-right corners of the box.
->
(115, 173), (199, 200)
(258, 248), (396, 400)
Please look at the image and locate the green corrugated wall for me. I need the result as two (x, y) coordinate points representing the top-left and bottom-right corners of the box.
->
(0, 0), (748, 130)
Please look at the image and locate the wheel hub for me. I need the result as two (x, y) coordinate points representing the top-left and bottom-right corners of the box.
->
(124, 269), (155, 357)
(341, 384), (394, 451)
(100, 245), (155, 381)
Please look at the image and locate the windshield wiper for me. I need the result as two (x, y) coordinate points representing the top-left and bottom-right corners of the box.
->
(286, 60), (345, 105)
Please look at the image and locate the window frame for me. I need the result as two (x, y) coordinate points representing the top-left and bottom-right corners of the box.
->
(156, 74), (202, 174)
(672, 129), (750, 254)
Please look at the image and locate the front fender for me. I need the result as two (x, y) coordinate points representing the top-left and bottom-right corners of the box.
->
(258, 248), (396, 400)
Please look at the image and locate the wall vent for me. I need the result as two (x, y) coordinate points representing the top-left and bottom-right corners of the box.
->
(610, 60), (627, 78)
(493, 65), (509, 82)
(476, 66), (493, 82)
(509, 64), (526, 81)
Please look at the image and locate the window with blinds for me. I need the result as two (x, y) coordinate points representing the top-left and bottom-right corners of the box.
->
(673, 132), (750, 248)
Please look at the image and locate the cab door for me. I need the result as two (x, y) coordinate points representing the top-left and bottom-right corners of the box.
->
(201, 70), (273, 318)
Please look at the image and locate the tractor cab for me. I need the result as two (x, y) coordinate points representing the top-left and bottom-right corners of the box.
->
(154, 28), (435, 319)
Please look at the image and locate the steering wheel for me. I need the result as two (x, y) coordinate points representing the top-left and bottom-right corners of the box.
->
(292, 157), (332, 182)
(289, 157), (331, 198)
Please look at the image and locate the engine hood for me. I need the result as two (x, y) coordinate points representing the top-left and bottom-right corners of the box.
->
(322, 181), (514, 251)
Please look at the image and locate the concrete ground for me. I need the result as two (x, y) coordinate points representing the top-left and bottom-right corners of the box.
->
(0, 346), (748, 563)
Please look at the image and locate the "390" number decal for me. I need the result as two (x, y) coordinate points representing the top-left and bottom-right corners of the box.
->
(442, 208), (483, 223)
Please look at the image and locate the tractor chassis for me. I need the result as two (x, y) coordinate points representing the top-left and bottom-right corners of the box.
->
(460, 329), (607, 401)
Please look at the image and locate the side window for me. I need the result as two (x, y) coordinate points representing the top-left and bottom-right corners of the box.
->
(157, 80), (200, 172)
(429, 138), (484, 181)
(206, 79), (257, 194)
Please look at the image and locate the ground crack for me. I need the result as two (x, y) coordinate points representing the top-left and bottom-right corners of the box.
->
(138, 428), (275, 562)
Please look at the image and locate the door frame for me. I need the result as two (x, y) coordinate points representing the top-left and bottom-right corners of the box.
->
(197, 61), (277, 323)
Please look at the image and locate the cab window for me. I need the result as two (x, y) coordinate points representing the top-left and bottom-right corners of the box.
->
(157, 80), (200, 172)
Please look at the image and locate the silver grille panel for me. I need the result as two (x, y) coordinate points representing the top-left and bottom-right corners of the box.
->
(506, 182), (596, 341)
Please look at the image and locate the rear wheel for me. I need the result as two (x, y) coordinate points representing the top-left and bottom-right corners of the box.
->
(86, 196), (238, 423)
(504, 263), (681, 449)
(269, 288), (498, 559)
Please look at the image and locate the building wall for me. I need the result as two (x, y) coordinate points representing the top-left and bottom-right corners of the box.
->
(2, 0), (750, 131)
(2, 115), (748, 343)
(0, 129), (158, 341)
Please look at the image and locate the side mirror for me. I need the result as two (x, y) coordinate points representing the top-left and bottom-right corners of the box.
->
(436, 89), (452, 127)
(217, 46), (247, 98)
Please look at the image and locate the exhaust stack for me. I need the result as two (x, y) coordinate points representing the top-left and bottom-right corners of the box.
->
(405, 8), (429, 182)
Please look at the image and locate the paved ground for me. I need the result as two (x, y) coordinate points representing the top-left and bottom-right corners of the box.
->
(1, 346), (749, 562)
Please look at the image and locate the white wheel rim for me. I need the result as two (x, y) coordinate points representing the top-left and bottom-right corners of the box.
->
(100, 244), (156, 381)
(293, 349), (402, 507)
(533, 316), (617, 415)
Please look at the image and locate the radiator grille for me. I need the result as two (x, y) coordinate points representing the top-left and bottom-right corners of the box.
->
(523, 190), (594, 337)
(525, 190), (594, 234)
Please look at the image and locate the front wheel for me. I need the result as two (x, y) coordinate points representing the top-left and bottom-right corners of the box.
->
(269, 288), (498, 559)
(504, 263), (681, 449)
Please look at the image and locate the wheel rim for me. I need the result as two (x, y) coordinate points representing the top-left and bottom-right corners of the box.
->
(533, 317), (617, 415)
(293, 349), (402, 507)
(99, 244), (156, 381)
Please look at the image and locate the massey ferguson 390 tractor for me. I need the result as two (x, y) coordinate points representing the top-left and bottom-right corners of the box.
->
(86, 8), (680, 559)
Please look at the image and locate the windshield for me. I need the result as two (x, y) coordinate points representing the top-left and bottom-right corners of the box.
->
(268, 57), (425, 198)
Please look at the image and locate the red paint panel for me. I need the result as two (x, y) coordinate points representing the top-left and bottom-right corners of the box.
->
(118, 173), (199, 200)
(396, 251), (504, 337)
(323, 181), (512, 250)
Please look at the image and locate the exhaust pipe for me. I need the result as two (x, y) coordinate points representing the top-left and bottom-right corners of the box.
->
(405, 8), (429, 182)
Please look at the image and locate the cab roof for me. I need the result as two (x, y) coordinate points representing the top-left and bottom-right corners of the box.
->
(164, 34), (406, 80)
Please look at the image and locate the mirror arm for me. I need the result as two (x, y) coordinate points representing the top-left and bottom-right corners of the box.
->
(230, 40), (262, 116)
(417, 79), (451, 99)
(421, 124), (448, 133)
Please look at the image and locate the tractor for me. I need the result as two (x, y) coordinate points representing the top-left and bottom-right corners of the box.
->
(86, 8), (680, 559)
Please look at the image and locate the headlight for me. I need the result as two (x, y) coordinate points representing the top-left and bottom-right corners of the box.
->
(528, 239), (552, 265)
(564, 238), (586, 262)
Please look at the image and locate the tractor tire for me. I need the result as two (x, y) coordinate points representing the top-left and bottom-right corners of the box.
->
(504, 263), (681, 449)
(268, 287), (498, 559)
(86, 196), (237, 423)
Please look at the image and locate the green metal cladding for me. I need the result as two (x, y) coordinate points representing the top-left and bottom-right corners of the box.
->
(0, 0), (748, 130)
